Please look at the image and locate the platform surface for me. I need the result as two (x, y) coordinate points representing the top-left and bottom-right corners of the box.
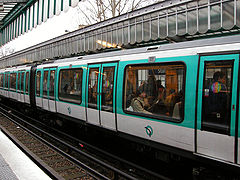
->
(0, 130), (52, 180)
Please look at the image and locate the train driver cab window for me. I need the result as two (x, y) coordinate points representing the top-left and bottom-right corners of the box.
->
(58, 68), (83, 104)
(202, 61), (232, 134)
(10, 73), (16, 90)
(124, 63), (185, 121)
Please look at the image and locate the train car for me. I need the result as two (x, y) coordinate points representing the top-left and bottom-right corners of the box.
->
(1, 34), (240, 170)
(1, 65), (32, 104)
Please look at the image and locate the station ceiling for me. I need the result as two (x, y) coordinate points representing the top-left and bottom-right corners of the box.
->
(0, 0), (28, 27)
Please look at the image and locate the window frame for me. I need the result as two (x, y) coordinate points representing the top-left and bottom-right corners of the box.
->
(123, 61), (186, 123)
(201, 60), (233, 135)
(58, 68), (83, 105)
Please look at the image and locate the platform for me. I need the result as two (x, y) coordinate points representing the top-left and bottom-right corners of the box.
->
(0, 129), (51, 180)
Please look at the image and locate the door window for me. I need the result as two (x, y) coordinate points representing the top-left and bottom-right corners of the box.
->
(36, 71), (41, 96)
(21, 72), (24, 92)
(43, 71), (49, 97)
(25, 72), (29, 94)
(10, 73), (16, 90)
(101, 67), (115, 112)
(17, 72), (21, 91)
(49, 70), (55, 99)
(202, 61), (233, 134)
(88, 68), (99, 108)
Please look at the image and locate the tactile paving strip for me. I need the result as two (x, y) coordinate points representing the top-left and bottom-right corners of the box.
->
(0, 154), (18, 180)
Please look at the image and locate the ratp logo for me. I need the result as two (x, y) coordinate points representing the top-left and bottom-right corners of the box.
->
(67, 107), (71, 114)
(145, 125), (153, 137)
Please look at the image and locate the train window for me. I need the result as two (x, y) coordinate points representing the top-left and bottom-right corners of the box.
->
(43, 71), (49, 97)
(36, 71), (41, 96)
(21, 72), (25, 92)
(101, 67), (115, 112)
(88, 68), (99, 108)
(0, 74), (2, 88)
(5, 74), (9, 89)
(124, 63), (185, 121)
(25, 72), (29, 94)
(10, 73), (16, 90)
(17, 72), (21, 91)
(58, 68), (83, 104)
(49, 70), (55, 99)
(202, 61), (232, 134)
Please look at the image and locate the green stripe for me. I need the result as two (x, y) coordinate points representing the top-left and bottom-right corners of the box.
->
(61, 0), (63, 11)
(32, 4), (35, 28)
(42, 0), (44, 22)
(20, 14), (23, 35)
(24, 10), (27, 32)
(47, 0), (50, 18)
(28, 8), (31, 30)
(53, 0), (56, 15)
(37, 0), (39, 25)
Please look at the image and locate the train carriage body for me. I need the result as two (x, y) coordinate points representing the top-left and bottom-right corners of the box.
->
(1, 35), (240, 168)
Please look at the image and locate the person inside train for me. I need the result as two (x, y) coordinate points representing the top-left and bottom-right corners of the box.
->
(172, 90), (184, 119)
(131, 90), (152, 114)
(150, 80), (167, 115)
(207, 71), (228, 122)
(61, 72), (69, 94)
(126, 70), (135, 108)
(164, 89), (177, 116)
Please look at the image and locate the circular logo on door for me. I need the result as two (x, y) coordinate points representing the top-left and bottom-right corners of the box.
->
(67, 107), (71, 114)
(145, 125), (153, 137)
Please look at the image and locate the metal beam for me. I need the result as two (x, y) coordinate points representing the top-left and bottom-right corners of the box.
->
(0, 0), (27, 2)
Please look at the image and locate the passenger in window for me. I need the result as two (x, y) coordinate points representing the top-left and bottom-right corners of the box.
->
(208, 71), (228, 121)
(164, 89), (177, 116)
(131, 90), (152, 114)
(126, 70), (134, 108)
(151, 80), (167, 114)
(61, 73), (69, 94)
(146, 75), (157, 98)
(172, 90), (183, 119)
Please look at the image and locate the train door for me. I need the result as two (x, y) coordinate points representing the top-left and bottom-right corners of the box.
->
(86, 62), (118, 130)
(48, 68), (57, 112)
(17, 71), (25, 103)
(196, 54), (239, 163)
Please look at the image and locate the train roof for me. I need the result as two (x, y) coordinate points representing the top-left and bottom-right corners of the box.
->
(2, 34), (240, 70)
(45, 34), (240, 66)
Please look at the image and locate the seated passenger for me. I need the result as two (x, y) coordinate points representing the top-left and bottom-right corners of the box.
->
(131, 90), (152, 114)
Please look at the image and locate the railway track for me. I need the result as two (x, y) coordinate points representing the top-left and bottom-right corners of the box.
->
(0, 103), (170, 180)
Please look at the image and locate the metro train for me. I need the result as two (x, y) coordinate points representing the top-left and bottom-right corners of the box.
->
(1, 34), (240, 171)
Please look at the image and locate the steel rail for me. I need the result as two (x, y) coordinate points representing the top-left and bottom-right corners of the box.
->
(0, 104), (145, 180)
